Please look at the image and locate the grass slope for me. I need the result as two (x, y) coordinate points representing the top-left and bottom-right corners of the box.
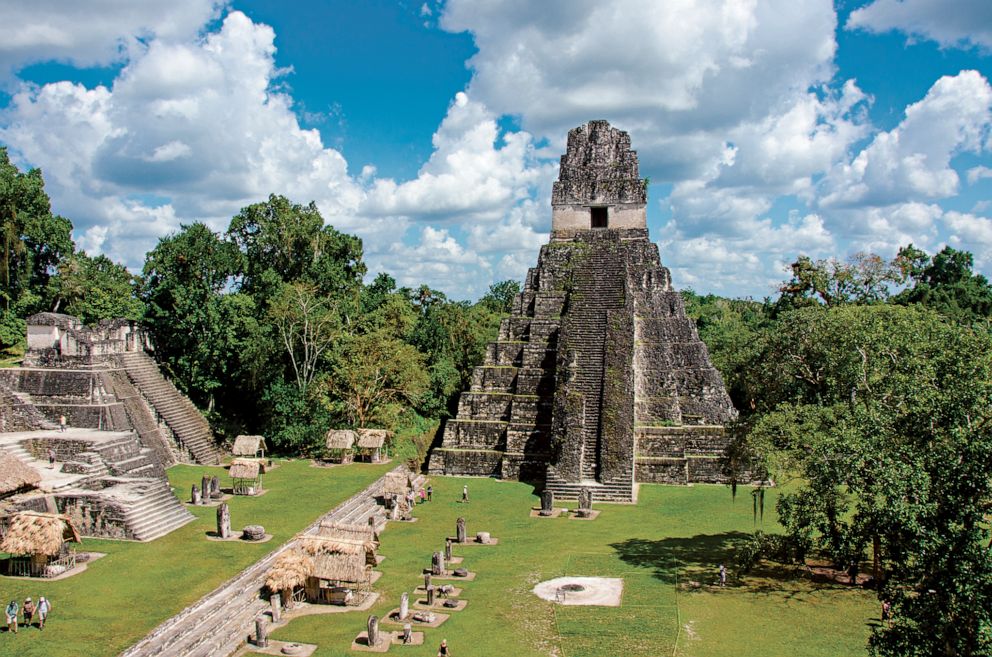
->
(270, 477), (875, 657)
(0, 459), (392, 657)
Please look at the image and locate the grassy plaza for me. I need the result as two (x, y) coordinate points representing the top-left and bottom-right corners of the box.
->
(268, 475), (875, 657)
(0, 460), (392, 657)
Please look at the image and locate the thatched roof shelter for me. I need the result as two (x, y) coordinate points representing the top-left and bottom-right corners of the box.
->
(356, 429), (391, 449)
(265, 549), (313, 592)
(229, 458), (261, 479)
(325, 429), (357, 450)
(0, 451), (41, 496)
(232, 435), (266, 457)
(0, 512), (81, 556)
(309, 548), (370, 583)
(382, 471), (411, 495)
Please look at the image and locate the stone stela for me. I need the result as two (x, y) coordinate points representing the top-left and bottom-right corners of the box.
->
(428, 120), (739, 501)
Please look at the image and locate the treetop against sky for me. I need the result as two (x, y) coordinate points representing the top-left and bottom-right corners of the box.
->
(1, 0), (991, 300)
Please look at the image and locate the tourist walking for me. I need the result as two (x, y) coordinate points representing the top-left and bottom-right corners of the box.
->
(22, 597), (34, 628)
(427, 485), (433, 501)
(59, 414), (67, 432)
(719, 564), (727, 587)
(37, 597), (50, 630)
(48, 447), (56, 469)
(881, 599), (892, 627)
(437, 638), (450, 656)
(5, 600), (18, 633)
(419, 488), (426, 504)
(462, 485), (468, 503)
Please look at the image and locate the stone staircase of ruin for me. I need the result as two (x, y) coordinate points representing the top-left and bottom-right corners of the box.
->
(116, 351), (220, 465)
(117, 479), (196, 542)
(101, 370), (180, 467)
(544, 470), (636, 503)
(0, 381), (59, 431)
(570, 237), (627, 481)
(119, 466), (423, 657)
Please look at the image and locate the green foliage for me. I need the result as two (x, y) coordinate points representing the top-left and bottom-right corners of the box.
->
(892, 244), (992, 326)
(0, 147), (74, 316)
(50, 253), (144, 324)
(744, 304), (992, 656)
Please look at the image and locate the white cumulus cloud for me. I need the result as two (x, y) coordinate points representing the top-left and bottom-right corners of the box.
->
(847, 0), (992, 50)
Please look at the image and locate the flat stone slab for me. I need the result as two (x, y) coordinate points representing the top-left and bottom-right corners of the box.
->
(1, 551), (106, 581)
(381, 609), (449, 628)
(206, 533), (274, 543)
(185, 493), (235, 508)
(389, 631), (424, 646)
(413, 586), (461, 597)
(530, 508), (566, 518)
(277, 593), (379, 621)
(447, 537), (499, 546)
(568, 510), (600, 520)
(244, 640), (317, 656)
(351, 632), (390, 653)
(414, 599), (467, 612)
(533, 577), (623, 606)
(427, 570), (476, 581)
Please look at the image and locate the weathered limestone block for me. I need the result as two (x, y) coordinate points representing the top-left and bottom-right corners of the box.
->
(456, 517), (466, 544)
(216, 502), (231, 539)
(367, 615), (380, 647)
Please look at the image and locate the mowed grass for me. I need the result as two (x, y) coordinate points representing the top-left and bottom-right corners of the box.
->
(0, 459), (392, 657)
(270, 478), (876, 657)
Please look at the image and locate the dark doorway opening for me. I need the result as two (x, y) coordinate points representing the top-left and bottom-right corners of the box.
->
(591, 206), (608, 228)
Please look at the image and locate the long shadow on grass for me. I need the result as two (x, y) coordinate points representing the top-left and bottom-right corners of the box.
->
(612, 534), (863, 601)
(610, 533), (749, 585)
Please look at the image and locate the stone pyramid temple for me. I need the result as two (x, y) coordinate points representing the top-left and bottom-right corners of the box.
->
(428, 120), (737, 501)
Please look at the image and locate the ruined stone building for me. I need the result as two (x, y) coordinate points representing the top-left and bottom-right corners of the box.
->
(0, 313), (221, 540)
(428, 121), (737, 501)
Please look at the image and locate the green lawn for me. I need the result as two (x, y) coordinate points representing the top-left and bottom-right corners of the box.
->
(269, 477), (876, 657)
(0, 459), (392, 657)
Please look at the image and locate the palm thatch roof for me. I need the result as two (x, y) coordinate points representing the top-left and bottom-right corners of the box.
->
(316, 521), (378, 544)
(0, 512), (81, 556)
(265, 549), (313, 592)
(309, 548), (370, 583)
(229, 458), (261, 479)
(0, 451), (41, 495)
(325, 429), (357, 450)
(356, 429), (391, 449)
(232, 435), (266, 456)
(382, 471), (411, 495)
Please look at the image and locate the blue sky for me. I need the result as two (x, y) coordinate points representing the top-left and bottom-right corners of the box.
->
(1, 0), (991, 300)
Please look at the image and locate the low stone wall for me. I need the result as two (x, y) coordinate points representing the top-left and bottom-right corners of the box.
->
(428, 447), (502, 476)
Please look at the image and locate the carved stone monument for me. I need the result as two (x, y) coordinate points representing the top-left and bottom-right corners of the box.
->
(577, 488), (594, 517)
(216, 502), (231, 539)
(270, 594), (281, 623)
(367, 615), (380, 647)
(191, 484), (201, 505)
(540, 490), (554, 516)
(456, 517), (466, 544)
(403, 624), (413, 644)
(211, 475), (220, 496)
(254, 618), (268, 648)
(426, 585), (435, 606)
(476, 531), (491, 544)
(399, 592), (409, 620)
(201, 475), (211, 503)
(428, 120), (739, 500)
(424, 571), (432, 590)
(431, 551), (445, 576)
(444, 538), (452, 562)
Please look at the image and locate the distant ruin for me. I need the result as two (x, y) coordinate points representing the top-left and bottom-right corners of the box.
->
(428, 120), (737, 501)
(0, 312), (220, 540)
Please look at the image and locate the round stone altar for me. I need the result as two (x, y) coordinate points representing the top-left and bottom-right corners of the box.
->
(532, 576), (624, 606)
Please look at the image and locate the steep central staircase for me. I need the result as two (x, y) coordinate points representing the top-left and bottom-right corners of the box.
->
(568, 238), (627, 481)
(115, 351), (220, 465)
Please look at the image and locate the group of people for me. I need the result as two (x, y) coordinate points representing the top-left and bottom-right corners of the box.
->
(5, 596), (52, 633)
(404, 484), (433, 508)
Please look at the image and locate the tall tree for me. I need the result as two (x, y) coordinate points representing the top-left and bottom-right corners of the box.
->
(49, 253), (144, 324)
(745, 304), (992, 657)
(268, 282), (340, 395)
(893, 244), (992, 325)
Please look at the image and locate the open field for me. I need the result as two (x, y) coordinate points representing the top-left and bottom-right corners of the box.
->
(267, 477), (876, 657)
(0, 459), (392, 657)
